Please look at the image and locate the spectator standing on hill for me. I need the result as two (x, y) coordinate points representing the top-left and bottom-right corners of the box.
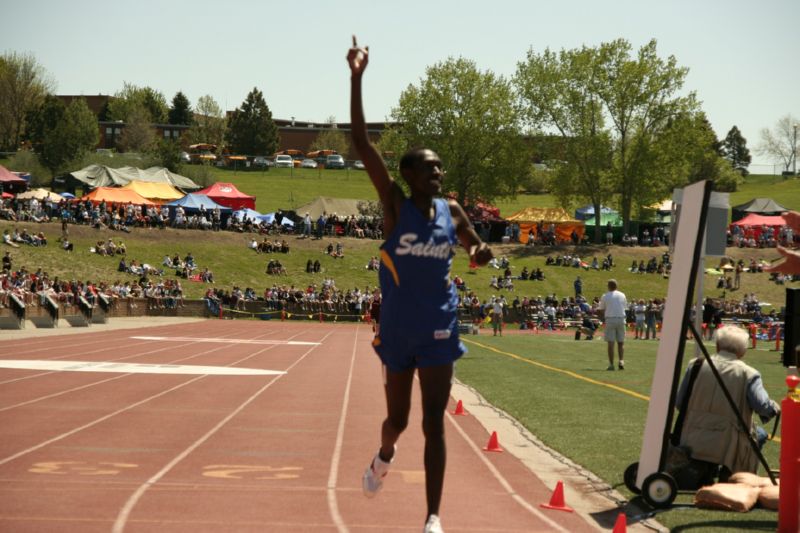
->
(574, 275), (582, 299)
(598, 279), (628, 370)
(491, 296), (504, 336)
(645, 299), (659, 340)
(633, 299), (646, 339)
(349, 37), (493, 533)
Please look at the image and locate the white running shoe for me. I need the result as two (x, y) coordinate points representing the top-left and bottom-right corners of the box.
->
(423, 514), (444, 533)
(362, 446), (394, 498)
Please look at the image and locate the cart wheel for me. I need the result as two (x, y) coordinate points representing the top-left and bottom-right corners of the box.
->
(642, 472), (677, 509)
(624, 462), (641, 494)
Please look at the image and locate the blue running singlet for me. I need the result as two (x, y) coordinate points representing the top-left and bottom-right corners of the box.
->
(372, 198), (465, 371)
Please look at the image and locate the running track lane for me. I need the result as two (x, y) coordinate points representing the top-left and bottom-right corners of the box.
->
(0, 320), (598, 532)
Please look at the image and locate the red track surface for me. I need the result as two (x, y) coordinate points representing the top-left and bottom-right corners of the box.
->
(0, 320), (599, 532)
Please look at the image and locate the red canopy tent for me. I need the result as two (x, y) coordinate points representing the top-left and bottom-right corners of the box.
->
(0, 165), (28, 194)
(197, 182), (256, 210)
(730, 212), (786, 241)
(730, 213), (785, 227)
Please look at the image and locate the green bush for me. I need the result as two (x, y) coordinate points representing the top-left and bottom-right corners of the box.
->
(6, 150), (52, 187)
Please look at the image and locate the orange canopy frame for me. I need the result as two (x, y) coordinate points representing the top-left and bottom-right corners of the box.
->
(506, 207), (585, 244)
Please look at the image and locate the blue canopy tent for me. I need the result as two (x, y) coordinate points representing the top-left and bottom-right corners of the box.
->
(167, 193), (232, 213)
(166, 193), (232, 225)
(261, 212), (294, 226)
(232, 208), (264, 222)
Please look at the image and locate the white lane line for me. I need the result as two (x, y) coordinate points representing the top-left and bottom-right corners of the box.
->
(446, 411), (570, 533)
(0, 327), (306, 464)
(0, 360), (285, 376)
(326, 327), (360, 533)
(131, 336), (320, 346)
(0, 324), (267, 385)
(111, 331), (332, 533)
(0, 326), (258, 390)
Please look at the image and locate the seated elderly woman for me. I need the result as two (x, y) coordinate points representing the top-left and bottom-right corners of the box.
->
(674, 325), (779, 486)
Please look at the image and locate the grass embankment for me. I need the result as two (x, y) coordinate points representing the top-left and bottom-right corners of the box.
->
(1, 219), (794, 307)
(456, 333), (784, 532)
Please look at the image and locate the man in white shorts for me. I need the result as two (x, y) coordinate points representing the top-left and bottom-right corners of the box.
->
(598, 279), (628, 370)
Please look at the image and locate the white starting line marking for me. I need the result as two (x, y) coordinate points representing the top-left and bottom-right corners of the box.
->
(131, 336), (319, 346)
(0, 360), (285, 376)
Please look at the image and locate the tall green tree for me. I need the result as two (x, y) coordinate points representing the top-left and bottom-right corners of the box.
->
(721, 125), (751, 172)
(310, 121), (350, 157)
(40, 98), (99, 174)
(648, 112), (741, 199)
(116, 104), (156, 153)
(152, 138), (182, 172)
(107, 82), (168, 124)
(375, 125), (409, 181)
(594, 39), (696, 231)
(392, 57), (528, 206)
(515, 45), (614, 243)
(225, 88), (279, 156)
(168, 91), (193, 125)
(186, 95), (226, 151)
(0, 51), (54, 151)
(23, 94), (66, 152)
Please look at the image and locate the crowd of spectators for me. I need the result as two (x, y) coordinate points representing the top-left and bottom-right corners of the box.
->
(0, 257), (186, 312)
(249, 237), (290, 254)
(729, 223), (795, 248)
(546, 253), (615, 271)
(204, 277), (379, 318)
(300, 212), (383, 241)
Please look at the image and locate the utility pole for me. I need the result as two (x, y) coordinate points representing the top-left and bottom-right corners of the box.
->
(793, 123), (798, 176)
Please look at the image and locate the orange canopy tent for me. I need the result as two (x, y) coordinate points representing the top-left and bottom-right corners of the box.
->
(79, 186), (155, 206)
(506, 207), (585, 244)
(121, 180), (184, 204)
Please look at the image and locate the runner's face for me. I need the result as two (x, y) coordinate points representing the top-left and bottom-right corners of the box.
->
(408, 150), (444, 196)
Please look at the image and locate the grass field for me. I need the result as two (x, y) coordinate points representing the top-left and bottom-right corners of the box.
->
(210, 165), (800, 221)
(1, 219), (795, 308)
(456, 332), (784, 531)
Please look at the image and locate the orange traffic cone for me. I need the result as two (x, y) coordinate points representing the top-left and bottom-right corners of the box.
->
(540, 481), (574, 512)
(484, 431), (503, 452)
(452, 400), (467, 416)
(612, 512), (627, 533)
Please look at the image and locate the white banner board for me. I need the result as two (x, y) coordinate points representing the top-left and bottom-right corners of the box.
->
(636, 180), (712, 488)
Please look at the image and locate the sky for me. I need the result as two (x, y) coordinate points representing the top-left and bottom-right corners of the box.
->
(2, 0), (798, 171)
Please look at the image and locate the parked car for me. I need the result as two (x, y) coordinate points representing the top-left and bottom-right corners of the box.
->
(353, 160), (365, 170)
(274, 154), (294, 168)
(301, 158), (318, 169)
(253, 156), (271, 169)
(325, 154), (346, 169)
